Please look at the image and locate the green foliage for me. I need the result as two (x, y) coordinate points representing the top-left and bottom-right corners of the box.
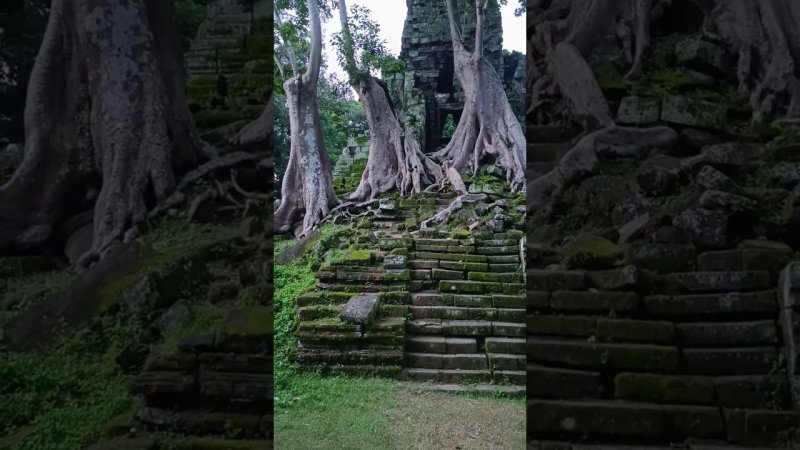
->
(274, 225), (345, 408)
(0, 313), (140, 449)
(442, 114), (456, 138)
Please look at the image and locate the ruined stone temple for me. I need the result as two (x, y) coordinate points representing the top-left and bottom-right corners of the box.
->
(527, 2), (800, 448)
(389, 0), (525, 153)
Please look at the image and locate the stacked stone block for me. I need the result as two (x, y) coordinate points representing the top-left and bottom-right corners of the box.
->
(404, 232), (527, 395)
(133, 307), (272, 447)
(527, 249), (800, 448)
(527, 125), (579, 183)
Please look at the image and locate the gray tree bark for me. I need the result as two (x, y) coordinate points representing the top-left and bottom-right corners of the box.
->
(274, 0), (338, 236)
(337, 0), (443, 201)
(440, 0), (526, 191)
(0, 0), (202, 264)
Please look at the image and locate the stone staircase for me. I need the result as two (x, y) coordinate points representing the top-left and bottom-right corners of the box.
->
(132, 307), (273, 447)
(527, 245), (800, 448)
(290, 189), (526, 396)
(402, 234), (526, 395)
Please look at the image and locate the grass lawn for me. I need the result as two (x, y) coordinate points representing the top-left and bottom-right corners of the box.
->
(275, 374), (526, 450)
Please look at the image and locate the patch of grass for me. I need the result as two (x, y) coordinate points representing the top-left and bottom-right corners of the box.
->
(275, 374), (401, 449)
(0, 270), (75, 328)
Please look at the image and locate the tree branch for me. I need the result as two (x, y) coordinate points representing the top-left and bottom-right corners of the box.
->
(306, 0), (322, 86)
(336, 0), (360, 79)
(445, 0), (464, 49)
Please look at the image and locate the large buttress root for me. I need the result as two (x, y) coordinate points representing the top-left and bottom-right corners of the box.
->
(347, 77), (443, 201)
(0, 0), (201, 263)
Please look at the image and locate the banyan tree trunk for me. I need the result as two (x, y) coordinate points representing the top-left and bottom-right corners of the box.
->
(439, 0), (526, 191)
(0, 0), (201, 264)
(347, 76), (443, 201)
(273, 77), (337, 236)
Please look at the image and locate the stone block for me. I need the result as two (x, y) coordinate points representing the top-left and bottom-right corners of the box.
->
(339, 295), (380, 325)
(597, 318), (675, 344)
(617, 96), (660, 124)
(528, 338), (679, 372)
(527, 270), (586, 291)
(614, 373), (714, 404)
(527, 365), (603, 398)
(676, 320), (777, 346)
(550, 291), (639, 312)
(681, 347), (777, 375)
(661, 95), (726, 130)
(665, 271), (771, 293)
(644, 291), (777, 318)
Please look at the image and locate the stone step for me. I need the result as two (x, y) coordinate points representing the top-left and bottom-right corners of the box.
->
(403, 368), (492, 383)
(488, 353), (526, 371)
(663, 271), (771, 293)
(405, 336), (478, 353)
(697, 248), (790, 274)
(405, 352), (488, 370)
(527, 269), (587, 291)
(528, 142), (571, 162)
(410, 306), (525, 322)
(528, 315), (675, 344)
(675, 320), (778, 347)
(440, 280), (523, 295)
(486, 337), (526, 354)
(527, 364), (603, 399)
(681, 347), (778, 376)
(528, 398), (798, 445)
(409, 292), (524, 309)
(416, 383), (525, 397)
(527, 338), (679, 372)
(291, 348), (404, 366)
(406, 319), (525, 337)
(643, 290), (777, 320)
(614, 373), (791, 409)
(136, 407), (268, 437)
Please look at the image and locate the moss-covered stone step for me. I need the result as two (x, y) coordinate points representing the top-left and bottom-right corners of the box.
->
(528, 315), (676, 344)
(643, 290), (777, 319)
(697, 248), (791, 274)
(417, 383), (525, 397)
(527, 338), (679, 372)
(290, 348), (403, 366)
(406, 319), (525, 337)
(197, 371), (272, 400)
(136, 407), (268, 437)
(297, 290), (410, 307)
(663, 271), (771, 293)
(528, 398), (725, 441)
(405, 352), (488, 370)
(675, 320), (777, 347)
(548, 290), (640, 312)
(488, 353), (526, 371)
(467, 271), (523, 283)
(319, 364), (403, 378)
(413, 251), (488, 262)
(681, 347), (778, 376)
(415, 238), (475, 246)
(440, 280), (521, 294)
(406, 336), (478, 353)
(486, 337), (526, 354)
(527, 364), (603, 399)
(403, 368), (492, 383)
(410, 306), (525, 322)
(614, 373), (791, 409)
(527, 269), (587, 291)
(316, 282), (406, 292)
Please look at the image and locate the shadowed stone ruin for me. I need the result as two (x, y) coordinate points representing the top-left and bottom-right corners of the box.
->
(389, 0), (525, 154)
(528, 1), (800, 448)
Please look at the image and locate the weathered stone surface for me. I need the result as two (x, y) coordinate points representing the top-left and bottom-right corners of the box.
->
(528, 315), (597, 337)
(661, 96), (725, 130)
(683, 143), (745, 174)
(527, 291), (550, 308)
(596, 318), (675, 343)
(724, 409), (799, 445)
(676, 320), (777, 346)
(769, 162), (800, 189)
(586, 266), (641, 290)
(527, 365), (602, 399)
(625, 243), (696, 273)
(528, 399), (663, 437)
(383, 255), (406, 270)
(715, 376), (791, 409)
(528, 338), (679, 372)
(440, 280), (503, 294)
(339, 295), (380, 325)
(673, 208), (728, 248)
(617, 96), (660, 124)
(432, 268), (465, 280)
(682, 347), (778, 375)
(615, 373), (714, 404)
(644, 291), (777, 318)
(562, 234), (621, 270)
(697, 248), (791, 274)
(665, 271), (771, 293)
(696, 165), (739, 192)
(698, 190), (756, 214)
(550, 291), (639, 312)
(638, 155), (683, 195)
(527, 270), (586, 290)
(677, 36), (726, 76)
(661, 404), (724, 439)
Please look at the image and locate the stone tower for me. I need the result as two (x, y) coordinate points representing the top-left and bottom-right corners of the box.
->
(394, 0), (524, 153)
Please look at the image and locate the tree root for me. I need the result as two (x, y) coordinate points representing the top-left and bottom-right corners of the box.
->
(421, 194), (489, 229)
